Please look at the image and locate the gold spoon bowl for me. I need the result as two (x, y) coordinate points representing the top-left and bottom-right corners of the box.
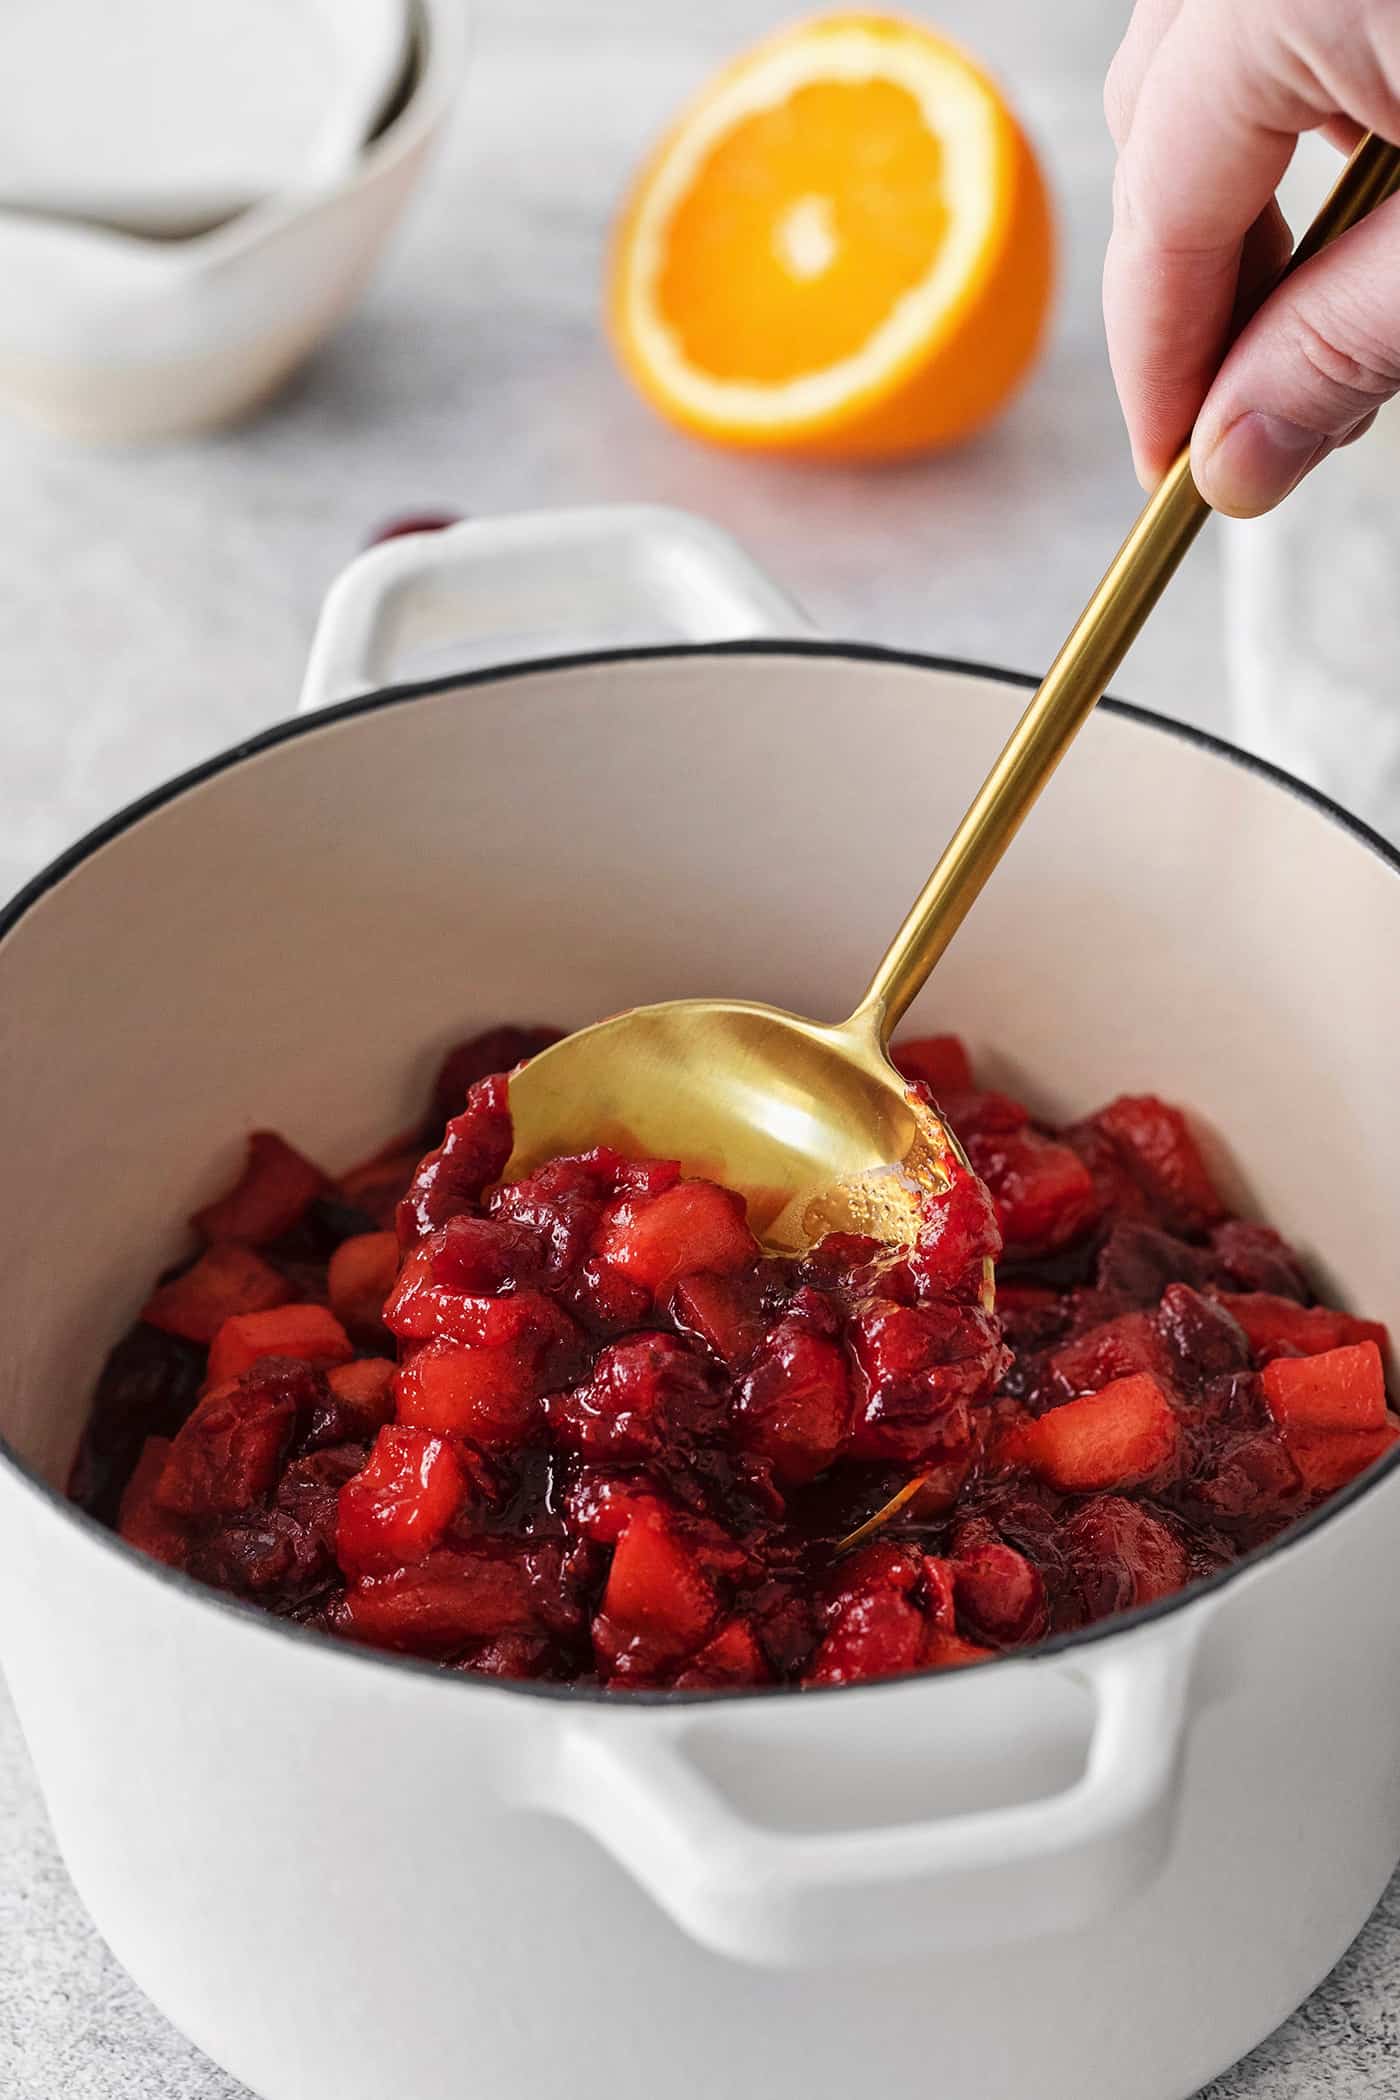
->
(506, 996), (963, 1258)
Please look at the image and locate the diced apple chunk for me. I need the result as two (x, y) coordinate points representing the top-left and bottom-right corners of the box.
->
(327, 1231), (400, 1337)
(998, 1372), (1179, 1492)
(142, 1244), (292, 1344)
(206, 1304), (352, 1388)
(594, 1180), (757, 1300)
(395, 1338), (542, 1448)
(1262, 1342), (1400, 1492)
(1262, 1339), (1388, 1435)
(337, 1426), (468, 1578)
(601, 1505), (717, 1649)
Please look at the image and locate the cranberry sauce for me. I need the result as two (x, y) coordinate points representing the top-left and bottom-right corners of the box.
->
(73, 1027), (1397, 1690)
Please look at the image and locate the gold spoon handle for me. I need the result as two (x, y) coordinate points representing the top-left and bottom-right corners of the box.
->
(851, 129), (1400, 1047)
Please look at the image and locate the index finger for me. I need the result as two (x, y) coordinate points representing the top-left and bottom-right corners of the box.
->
(1103, 0), (1184, 149)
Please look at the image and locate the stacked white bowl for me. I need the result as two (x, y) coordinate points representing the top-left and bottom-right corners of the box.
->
(0, 0), (466, 440)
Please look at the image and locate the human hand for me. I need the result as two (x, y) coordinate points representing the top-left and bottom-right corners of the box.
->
(1103, 0), (1400, 515)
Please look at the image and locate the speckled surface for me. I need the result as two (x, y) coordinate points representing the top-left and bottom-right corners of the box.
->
(1, 2), (1397, 2094)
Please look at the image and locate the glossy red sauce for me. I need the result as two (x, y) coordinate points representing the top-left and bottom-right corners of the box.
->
(72, 1026), (1397, 1690)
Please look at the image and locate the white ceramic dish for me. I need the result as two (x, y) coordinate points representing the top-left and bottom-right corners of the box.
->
(0, 0), (461, 441)
(2, 505), (1399, 2100)
(0, 0), (410, 236)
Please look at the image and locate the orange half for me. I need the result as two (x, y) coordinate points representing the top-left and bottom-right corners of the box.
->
(609, 13), (1055, 460)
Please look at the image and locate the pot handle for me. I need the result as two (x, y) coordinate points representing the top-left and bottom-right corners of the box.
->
(539, 1611), (1209, 1968)
(298, 504), (812, 713)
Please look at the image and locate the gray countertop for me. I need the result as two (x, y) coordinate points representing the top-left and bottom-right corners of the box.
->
(1, 2), (1395, 2094)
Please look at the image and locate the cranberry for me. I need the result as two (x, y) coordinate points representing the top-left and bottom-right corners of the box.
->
(735, 1318), (852, 1482)
(910, 1160), (1003, 1298)
(1061, 1497), (1188, 1619)
(429, 1026), (562, 1132)
(1082, 1096), (1226, 1235)
(432, 1214), (545, 1293)
(1049, 1310), (1174, 1399)
(71, 1325), (204, 1524)
(1208, 1220), (1311, 1301)
(995, 1284), (1068, 1356)
(398, 1074), (513, 1245)
(951, 1538), (1048, 1647)
(490, 1151), (620, 1294)
(671, 1265), (779, 1368)
(366, 511), (462, 546)
(456, 1635), (559, 1680)
(891, 1035), (974, 1095)
(334, 1541), (565, 1659)
(965, 1126), (1101, 1259)
(550, 1333), (725, 1462)
(805, 1541), (946, 1686)
(1192, 1428), (1302, 1524)
(1157, 1283), (1250, 1385)
(848, 1297), (1005, 1464)
(674, 1617), (770, 1688)
(156, 1358), (319, 1518)
(1094, 1220), (1215, 1304)
(943, 1089), (1032, 1139)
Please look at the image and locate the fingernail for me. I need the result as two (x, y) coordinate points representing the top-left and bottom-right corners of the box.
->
(1196, 411), (1327, 517)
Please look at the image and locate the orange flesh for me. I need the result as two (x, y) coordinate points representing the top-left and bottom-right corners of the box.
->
(658, 78), (949, 381)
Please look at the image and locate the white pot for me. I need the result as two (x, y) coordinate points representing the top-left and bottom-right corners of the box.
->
(2, 506), (1399, 2100)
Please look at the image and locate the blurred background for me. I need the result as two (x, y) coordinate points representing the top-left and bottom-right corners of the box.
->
(5, 0), (1389, 908)
(0, 0), (1279, 911)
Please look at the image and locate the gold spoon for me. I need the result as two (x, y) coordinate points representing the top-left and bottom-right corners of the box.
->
(507, 133), (1400, 1305)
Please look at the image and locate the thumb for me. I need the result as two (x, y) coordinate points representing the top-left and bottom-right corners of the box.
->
(1191, 192), (1400, 517)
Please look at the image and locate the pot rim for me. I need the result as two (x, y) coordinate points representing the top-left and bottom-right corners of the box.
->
(4, 635), (1398, 1709)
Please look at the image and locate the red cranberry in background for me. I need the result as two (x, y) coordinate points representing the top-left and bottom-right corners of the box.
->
(365, 511), (462, 547)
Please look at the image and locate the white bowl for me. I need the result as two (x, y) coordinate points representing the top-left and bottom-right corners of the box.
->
(0, 0), (463, 441)
(2, 507), (1399, 2100)
(0, 0), (411, 236)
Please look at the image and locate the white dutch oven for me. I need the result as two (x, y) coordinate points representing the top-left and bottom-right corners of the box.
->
(2, 507), (1399, 2100)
